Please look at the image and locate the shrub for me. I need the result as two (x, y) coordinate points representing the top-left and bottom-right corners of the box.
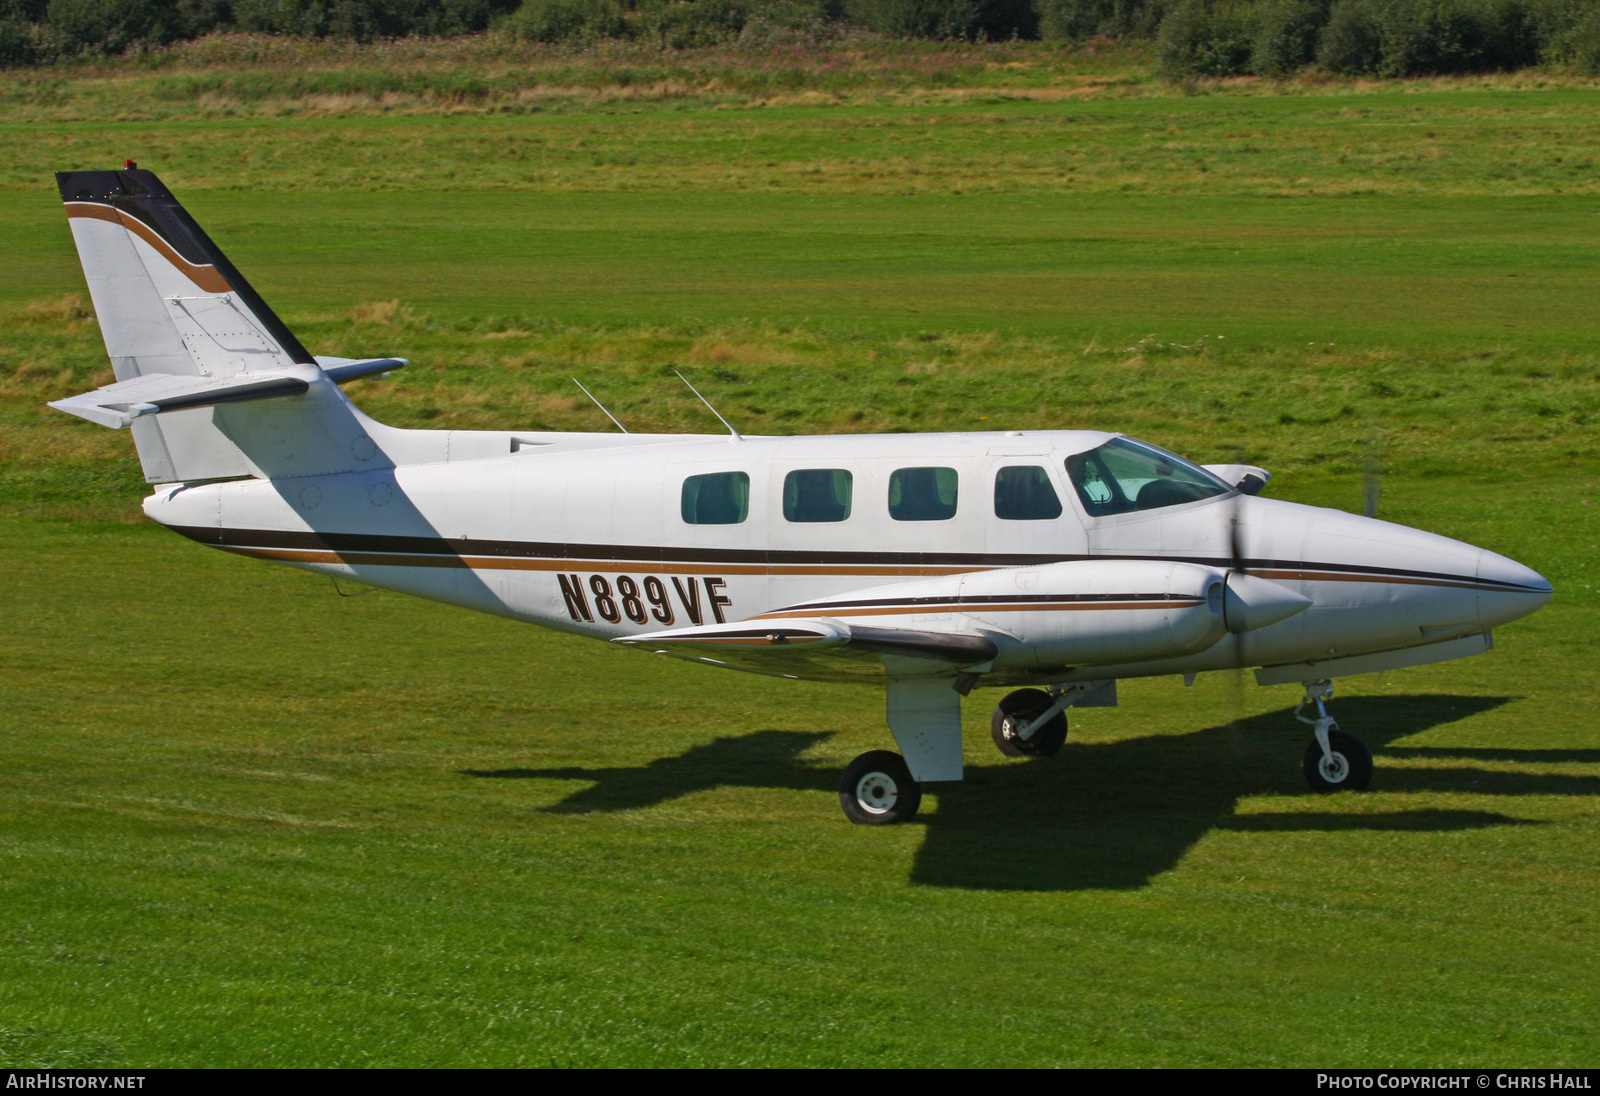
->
(1476, 0), (1540, 69)
(45, 0), (180, 53)
(737, 0), (844, 43)
(847, 0), (1036, 39)
(1251, 0), (1326, 73)
(633, 0), (750, 47)
(501, 0), (626, 41)
(0, 14), (35, 65)
(1036, 0), (1168, 40)
(1530, 0), (1600, 70)
(1158, 0), (1255, 76)
(1315, 0), (1537, 75)
(231, 0), (517, 38)
(1316, 0), (1380, 68)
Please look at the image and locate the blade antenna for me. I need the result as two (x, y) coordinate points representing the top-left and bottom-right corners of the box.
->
(674, 369), (741, 440)
(1363, 433), (1388, 518)
(572, 378), (629, 434)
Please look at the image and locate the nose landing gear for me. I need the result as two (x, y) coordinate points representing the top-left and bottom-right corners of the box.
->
(1296, 680), (1373, 792)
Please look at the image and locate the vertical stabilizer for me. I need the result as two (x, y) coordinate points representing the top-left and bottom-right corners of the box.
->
(56, 169), (383, 483)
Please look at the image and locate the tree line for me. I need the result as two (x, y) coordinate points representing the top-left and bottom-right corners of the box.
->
(1, 0), (1596, 74)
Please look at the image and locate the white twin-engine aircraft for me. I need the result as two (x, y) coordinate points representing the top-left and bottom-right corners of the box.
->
(51, 167), (1553, 824)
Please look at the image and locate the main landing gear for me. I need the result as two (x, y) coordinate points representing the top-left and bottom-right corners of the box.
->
(839, 750), (923, 825)
(1296, 680), (1373, 792)
(836, 685), (1074, 825)
(990, 687), (1069, 758)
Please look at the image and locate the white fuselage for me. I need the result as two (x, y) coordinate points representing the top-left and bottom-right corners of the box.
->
(142, 427), (1550, 687)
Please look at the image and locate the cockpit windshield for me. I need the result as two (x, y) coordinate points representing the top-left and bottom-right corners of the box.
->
(1064, 437), (1232, 517)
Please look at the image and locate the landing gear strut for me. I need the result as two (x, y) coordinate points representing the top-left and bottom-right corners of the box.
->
(990, 687), (1069, 757)
(1296, 680), (1372, 792)
(839, 750), (922, 825)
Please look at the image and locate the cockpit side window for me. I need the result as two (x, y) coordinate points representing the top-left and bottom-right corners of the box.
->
(681, 471), (750, 525)
(1064, 438), (1230, 517)
(993, 465), (1063, 520)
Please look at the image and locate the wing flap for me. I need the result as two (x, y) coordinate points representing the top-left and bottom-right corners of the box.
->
(614, 618), (998, 682)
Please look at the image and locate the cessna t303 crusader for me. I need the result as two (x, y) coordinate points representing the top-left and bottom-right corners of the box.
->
(50, 167), (1553, 824)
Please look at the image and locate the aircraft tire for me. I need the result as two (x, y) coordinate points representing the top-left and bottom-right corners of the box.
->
(1302, 725), (1373, 792)
(839, 750), (921, 825)
(991, 688), (1067, 758)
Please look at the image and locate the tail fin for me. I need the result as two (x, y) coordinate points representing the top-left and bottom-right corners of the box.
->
(55, 168), (390, 483)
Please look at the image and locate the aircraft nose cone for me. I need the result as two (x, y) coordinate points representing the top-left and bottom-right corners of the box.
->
(1477, 548), (1553, 628)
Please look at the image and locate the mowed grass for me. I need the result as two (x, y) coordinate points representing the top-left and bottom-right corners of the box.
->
(1, 51), (1598, 1066)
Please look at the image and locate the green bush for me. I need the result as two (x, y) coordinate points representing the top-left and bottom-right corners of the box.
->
(45, 0), (179, 53)
(232, 0), (517, 38)
(501, 0), (626, 41)
(847, 0), (1035, 39)
(1478, 0), (1540, 68)
(736, 0), (844, 41)
(1158, 0), (1255, 76)
(1036, 0), (1168, 40)
(0, 15), (35, 64)
(633, 0), (749, 47)
(1316, 0), (1378, 68)
(1531, 0), (1600, 70)
(1315, 0), (1538, 75)
(1251, 0), (1326, 73)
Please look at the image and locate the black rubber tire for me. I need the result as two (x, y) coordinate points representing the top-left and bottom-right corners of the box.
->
(839, 750), (922, 825)
(1302, 725), (1373, 793)
(990, 688), (1068, 758)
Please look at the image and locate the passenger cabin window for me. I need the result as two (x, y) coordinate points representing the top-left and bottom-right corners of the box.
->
(681, 471), (750, 525)
(994, 465), (1063, 520)
(1065, 438), (1230, 517)
(784, 469), (853, 523)
(889, 467), (958, 521)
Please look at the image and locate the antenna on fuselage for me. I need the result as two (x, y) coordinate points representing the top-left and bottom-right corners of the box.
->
(571, 378), (629, 434)
(674, 369), (742, 441)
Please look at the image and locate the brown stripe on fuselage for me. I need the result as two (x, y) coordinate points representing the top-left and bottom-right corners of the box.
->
(180, 526), (1529, 594)
(216, 544), (980, 577)
(650, 636), (833, 646)
(66, 202), (232, 294)
(753, 599), (1207, 620)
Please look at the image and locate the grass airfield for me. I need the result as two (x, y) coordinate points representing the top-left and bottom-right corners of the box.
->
(1, 43), (1598, 1067)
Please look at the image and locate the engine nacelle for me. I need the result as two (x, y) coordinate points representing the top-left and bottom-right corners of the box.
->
(955, 559), (1232, 670)
(782, 560), (1234, 672)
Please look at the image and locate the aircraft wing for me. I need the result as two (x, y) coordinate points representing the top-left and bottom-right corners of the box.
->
(613, 618), (999, 681)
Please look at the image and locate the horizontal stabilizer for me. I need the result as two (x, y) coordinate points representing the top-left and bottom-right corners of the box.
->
(49, 370), (309, 429)
(315, 356), (407, 385)
(615, 618), (998, 681)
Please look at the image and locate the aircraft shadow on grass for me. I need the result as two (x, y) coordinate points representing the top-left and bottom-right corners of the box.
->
(464, 694), (1600, 892)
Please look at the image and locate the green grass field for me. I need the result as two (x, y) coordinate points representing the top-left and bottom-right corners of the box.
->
(1, 44), (1597, 1067)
